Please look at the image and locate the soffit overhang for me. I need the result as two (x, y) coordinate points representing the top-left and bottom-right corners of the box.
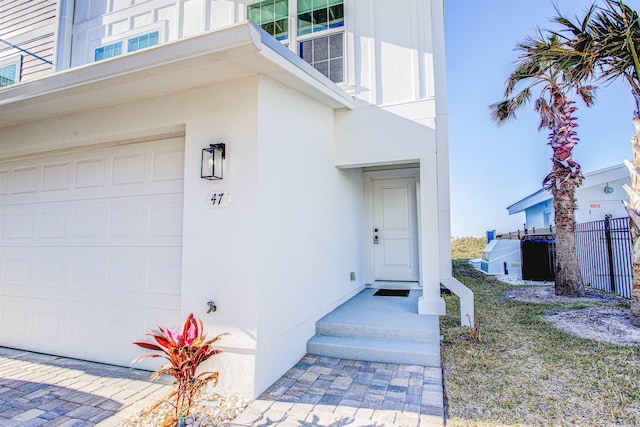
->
(0, 22), (353, 128)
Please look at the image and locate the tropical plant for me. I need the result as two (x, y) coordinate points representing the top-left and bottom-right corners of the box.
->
(490, 31), (594, 297)
(554, 0), (640, 326)
(133, 314), (226, 426)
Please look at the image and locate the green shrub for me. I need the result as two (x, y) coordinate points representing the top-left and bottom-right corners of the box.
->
(451, 236), (486, 260)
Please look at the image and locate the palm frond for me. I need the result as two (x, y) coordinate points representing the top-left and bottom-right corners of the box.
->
(534, 97), (554, 130)
(577, 84), (596, 106)
(489, 100), (515, 124)
(489, 88), (532, 124)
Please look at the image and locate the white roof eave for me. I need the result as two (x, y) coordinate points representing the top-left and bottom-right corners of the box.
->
(506, 163), (629, 215)
(0, 22), (353, 128)
(507, 188), (550, 214)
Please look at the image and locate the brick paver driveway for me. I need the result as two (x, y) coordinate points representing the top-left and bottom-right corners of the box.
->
(0, 347), (170, 426)
(0, 349), (445, 426)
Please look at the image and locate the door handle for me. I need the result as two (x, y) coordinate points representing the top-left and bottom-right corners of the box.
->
(374, 235), (379, 244)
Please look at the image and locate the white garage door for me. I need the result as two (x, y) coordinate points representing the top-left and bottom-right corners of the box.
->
(0, 136), (184, 368)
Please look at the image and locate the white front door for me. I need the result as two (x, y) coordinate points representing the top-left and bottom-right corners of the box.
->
(372, 175), (419, 282)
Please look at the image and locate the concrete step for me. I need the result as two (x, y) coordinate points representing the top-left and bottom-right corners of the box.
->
(307, 335), (441, 367)
(315, 320), (440, 344)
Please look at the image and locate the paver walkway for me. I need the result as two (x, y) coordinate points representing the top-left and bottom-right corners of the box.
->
(0, 347), (171, 426)
(0, 348), (444, 426)
(231, 354), (444, 426)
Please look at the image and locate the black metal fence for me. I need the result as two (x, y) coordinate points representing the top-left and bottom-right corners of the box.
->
(575, 216), (632, 299)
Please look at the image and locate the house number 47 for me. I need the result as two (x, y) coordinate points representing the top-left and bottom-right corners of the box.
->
(208, 192), (229, 209)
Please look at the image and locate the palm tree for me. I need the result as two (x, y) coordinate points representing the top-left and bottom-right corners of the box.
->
(553, 0), (640, 325)
(490, 31), (595, 297)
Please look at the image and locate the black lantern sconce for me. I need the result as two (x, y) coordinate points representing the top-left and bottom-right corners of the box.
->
(201, 143), (225, 180)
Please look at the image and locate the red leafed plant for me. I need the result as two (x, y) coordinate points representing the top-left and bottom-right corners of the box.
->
(133, 314), (226, 425)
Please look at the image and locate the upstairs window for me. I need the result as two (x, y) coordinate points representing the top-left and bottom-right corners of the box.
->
(128, 31), (159, 53)
(94, 31), (159, 63)
(95, 42), (123, 61)
(299, 33), (343, 82)
(0, 62), (19, 87)
(247, 0), (344, 83)
(248, 0), (289, 41)
(297, 0), (343, 36)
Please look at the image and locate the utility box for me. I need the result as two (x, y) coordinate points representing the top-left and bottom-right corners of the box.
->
(520, 234), (556, 281)
(481, 239), (521, 275)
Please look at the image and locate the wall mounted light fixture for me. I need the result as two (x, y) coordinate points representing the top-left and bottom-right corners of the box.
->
(201, 143), (225, 180)
(604, 183), (614, 194)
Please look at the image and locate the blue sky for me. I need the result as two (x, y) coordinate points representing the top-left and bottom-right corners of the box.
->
(444, 0), (637, 237)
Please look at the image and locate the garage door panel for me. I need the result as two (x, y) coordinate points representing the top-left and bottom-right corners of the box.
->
(2, 247), (181, 306)
(13, 166), (38, 194)
(32, 311), (62, 340)
(1, 305), (28, 336)
(0, 296), (178, 368)
(0, 170), (8, 194)
(42, 162), (71, 192)
(7, 212), (36, 239)
(1, 137), (184, 204)
(148, 260), (182, 295)
(0, 193), (183, 246)
(3, 179), (185, 205)
(152, 149), (185, 182)
(109, 206), (149, 237)
(112, 152), (146, 185)
(0, 137), (184, 368)
(40, 211), (67, 238)
(72, 208), (105, 238)
(2, 245), (184, 301)
(149, 204), (183, 237)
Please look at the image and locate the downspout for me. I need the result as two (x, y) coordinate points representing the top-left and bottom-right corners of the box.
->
(431, 0), (475, 326)
(54, 0), (75, 72)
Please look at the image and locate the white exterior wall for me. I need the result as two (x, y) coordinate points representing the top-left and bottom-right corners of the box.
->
(254, 77), (364, 394)
(1, 0), (457, 397)
(68, 0), (242, 69)
(522, 177), (629, 229)
(0, 0), (57, 82)
(524, 201), (552, 229)
(575, 177), (628, 222)
(334, 0), (448, 315)
(344, 0), (433, 105)
(67, 0), (438, 109)
(0, 77), (264, 398)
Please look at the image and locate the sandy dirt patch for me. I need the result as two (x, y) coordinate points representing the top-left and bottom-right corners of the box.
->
(505, 285), (621, 305)
(503, 282), (639, 346)
(543, 307), (640, 346)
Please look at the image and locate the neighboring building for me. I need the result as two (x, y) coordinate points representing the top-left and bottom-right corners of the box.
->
(0, 0), (57, 87)
(0, 0), (469, 399)
(507, 164), (630, 229)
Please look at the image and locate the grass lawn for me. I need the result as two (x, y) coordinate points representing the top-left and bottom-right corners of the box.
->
(441, 261), (640, 427)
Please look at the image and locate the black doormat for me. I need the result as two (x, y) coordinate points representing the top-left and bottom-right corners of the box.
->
(373, 289), (410, 297)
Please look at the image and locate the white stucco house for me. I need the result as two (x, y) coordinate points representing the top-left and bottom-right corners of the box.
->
(507, 164), (630, 229)
(0, 0), (470, 399)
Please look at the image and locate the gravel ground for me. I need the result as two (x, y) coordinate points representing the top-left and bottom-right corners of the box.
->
(118, 393), (248, 427)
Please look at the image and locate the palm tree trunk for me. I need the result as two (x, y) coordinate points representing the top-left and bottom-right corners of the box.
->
(553, 179), (584, 296)
(546, 89), (585, 296)
(624, 119), (640, 327)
